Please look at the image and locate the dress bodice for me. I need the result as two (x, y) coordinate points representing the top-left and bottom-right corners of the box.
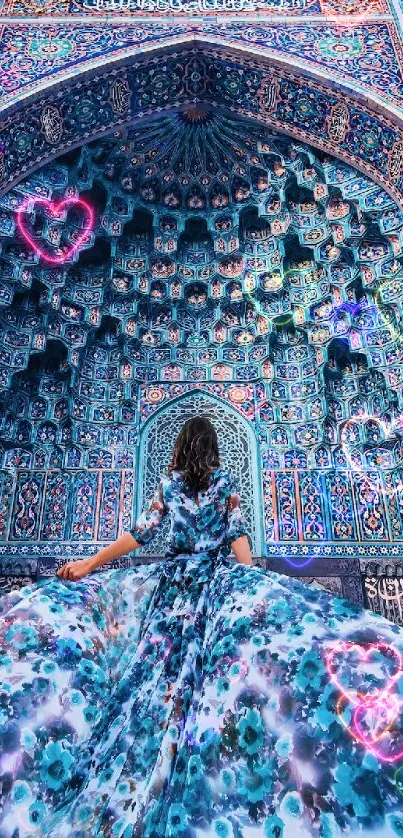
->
(130, 467), (247, 558)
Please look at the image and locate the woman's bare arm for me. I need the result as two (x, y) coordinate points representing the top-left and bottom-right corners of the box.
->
(58, 481), (168, 582)
(231, 534), (254, 565)
(57, 532), (140, 580)
(86, 532), (141, 572)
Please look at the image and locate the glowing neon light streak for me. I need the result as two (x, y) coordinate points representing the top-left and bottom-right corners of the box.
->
(320, 0), (380, 27)
(282, 556), (315, 569)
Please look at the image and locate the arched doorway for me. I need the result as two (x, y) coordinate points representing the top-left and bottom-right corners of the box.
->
(136, 391), (263, 556)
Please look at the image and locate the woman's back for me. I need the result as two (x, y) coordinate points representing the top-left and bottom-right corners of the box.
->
(130, 467), (247, 558)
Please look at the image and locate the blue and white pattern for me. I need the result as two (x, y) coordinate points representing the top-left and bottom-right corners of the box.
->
(2, 471), (403, 835)
(130, 468), (248, 557)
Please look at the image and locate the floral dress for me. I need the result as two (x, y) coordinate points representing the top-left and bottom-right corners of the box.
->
(1, 467), (403, 837)
(129, 468), (247, 559)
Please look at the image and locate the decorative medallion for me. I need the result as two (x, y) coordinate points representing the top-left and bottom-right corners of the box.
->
(40, 105), (64, 145)
(257, 75), (281, 115)
(326, 102), (350, 143)
(108, 78), (131, 116)
(145, 386), (165, 404)
(388, 141), (403, 182)
(228, 385), (252, 403)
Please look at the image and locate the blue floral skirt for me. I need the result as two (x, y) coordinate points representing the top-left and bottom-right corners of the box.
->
(1, 554), (403, 837)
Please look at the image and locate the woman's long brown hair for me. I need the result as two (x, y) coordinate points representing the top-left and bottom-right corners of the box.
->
(168, 416), (220, 492)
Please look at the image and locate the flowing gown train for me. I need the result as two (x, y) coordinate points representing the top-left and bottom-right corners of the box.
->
(1, 468), (403, 837)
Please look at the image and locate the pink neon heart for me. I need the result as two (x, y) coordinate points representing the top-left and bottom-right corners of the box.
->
(325, 641), (403, 707)
(17, 196), (94, 265)
(337, 693), (403, 763)
(369, 741), (403, 764)
(352, 695), (403, 763)
(352, 693), (399, 747)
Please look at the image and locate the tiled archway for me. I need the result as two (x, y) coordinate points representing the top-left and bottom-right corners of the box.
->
(137, 390), (263, 555)
(1, 43), (403, 208)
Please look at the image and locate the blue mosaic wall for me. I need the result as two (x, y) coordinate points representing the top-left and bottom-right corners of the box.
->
(1, 461), (402, 546)
(1, 110), (403, 615)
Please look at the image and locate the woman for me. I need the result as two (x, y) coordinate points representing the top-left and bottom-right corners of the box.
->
(1, 417), (403, 837)
(56, 416), (254, 583)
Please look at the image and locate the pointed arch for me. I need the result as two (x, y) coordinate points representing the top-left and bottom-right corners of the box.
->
(1, 42), (402, 209)
(136, 388), (264, 555)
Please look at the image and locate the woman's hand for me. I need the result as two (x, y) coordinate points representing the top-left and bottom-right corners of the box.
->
(56, 559), (93, 581)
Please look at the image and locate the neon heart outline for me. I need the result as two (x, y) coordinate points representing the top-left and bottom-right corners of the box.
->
(325, 641), (403, 707)
(336, 694), (403, 763)
(336, 694), (397, 747)
(354, 704), (403, 762)
(16, 196), (94, 265)
(369, 741), (403, 764)
(352, 693), (400, 746)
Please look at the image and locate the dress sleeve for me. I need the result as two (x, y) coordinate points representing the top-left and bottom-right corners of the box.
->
(130, 479), (167, 546)
(226, 475), (248, 544)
